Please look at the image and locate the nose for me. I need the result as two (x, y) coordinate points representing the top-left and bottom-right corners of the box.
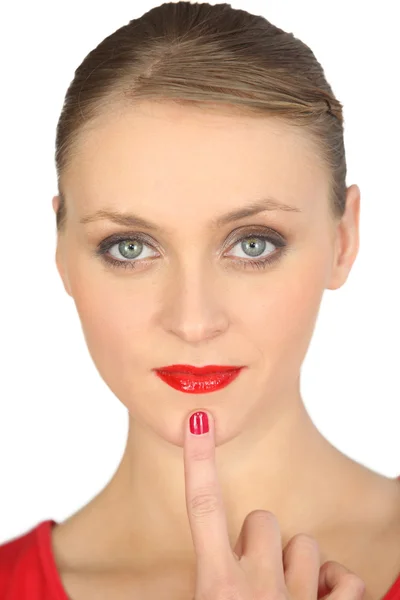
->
(159, 262), (229, 344)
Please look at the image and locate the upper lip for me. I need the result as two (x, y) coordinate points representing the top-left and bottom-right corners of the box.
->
(154, 364), (243, 375)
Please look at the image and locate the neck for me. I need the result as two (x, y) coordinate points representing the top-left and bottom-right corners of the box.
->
(84, 388), (356, 571)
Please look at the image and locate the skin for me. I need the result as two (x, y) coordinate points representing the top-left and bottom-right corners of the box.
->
(51, 101), (400, 594)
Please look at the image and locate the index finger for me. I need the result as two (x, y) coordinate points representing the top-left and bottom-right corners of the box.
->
(183, 410), (234, 573)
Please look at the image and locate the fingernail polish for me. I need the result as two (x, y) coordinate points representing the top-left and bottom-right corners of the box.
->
(189, 411), (209, 435)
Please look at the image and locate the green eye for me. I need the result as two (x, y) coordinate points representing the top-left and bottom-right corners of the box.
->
(96, 229), (288, 271)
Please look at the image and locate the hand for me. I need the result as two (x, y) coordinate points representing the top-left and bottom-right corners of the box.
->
(183, 410), (366, 600)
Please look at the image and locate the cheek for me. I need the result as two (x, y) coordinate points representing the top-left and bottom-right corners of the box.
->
(241, 259), (327, 368)
(80, 291), (154, 367)
(67, 255), (155, 378)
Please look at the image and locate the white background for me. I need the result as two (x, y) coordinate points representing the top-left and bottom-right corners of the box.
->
(0, 0), (399, 543)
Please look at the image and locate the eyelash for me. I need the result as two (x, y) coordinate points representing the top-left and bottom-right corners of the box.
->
(95, 229), (288, 272)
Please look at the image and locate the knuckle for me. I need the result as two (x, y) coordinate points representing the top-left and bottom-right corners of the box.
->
(255, 590), (286, 600)
(190, 446), (212, 462)
(200, 577), (240, 600)
(247, 509), (278, 522)
(342, 572), (366, 591)
(216, 584), (241, 600)
(190, 490), (220, 518)
(267, 592), (287, 600)
(288, 532), (319, 549)
(282, 533), (319, 570)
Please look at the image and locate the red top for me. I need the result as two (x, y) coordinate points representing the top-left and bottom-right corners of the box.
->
(1, 479), (399, 599)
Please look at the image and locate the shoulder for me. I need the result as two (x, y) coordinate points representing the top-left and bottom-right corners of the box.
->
(0, 520), (57, 599)
(381, 574), (400, 600)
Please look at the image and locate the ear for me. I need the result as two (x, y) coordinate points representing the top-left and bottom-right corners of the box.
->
(52, 195), (72, 297)
(326, 184), (360, 291)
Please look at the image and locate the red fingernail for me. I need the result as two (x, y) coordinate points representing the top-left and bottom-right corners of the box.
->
(189, 411), (209, 435)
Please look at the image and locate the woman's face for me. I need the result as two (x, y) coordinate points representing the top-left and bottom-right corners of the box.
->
(54, 101), (350, 444)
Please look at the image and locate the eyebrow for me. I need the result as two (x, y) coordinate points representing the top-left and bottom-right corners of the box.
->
(79, 197), (301, 232)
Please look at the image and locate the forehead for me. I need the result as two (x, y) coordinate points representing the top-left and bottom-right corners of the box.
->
(64, 101), (330, 224)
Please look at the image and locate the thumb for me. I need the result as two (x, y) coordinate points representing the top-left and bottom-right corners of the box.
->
(233, 510), (275, 562)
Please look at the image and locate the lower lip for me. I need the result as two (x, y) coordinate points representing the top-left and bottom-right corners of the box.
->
(154, 368), (243, 394)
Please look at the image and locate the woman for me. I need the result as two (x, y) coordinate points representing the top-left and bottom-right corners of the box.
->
(1, 2), (399, 599)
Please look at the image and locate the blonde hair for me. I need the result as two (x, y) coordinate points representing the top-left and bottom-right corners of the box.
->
(55, 1), (346, 233)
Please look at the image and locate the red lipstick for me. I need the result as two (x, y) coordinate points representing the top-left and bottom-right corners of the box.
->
(153, 364), (244, 394)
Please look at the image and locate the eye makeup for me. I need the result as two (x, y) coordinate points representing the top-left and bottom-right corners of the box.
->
(94, 226), (289, 272)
